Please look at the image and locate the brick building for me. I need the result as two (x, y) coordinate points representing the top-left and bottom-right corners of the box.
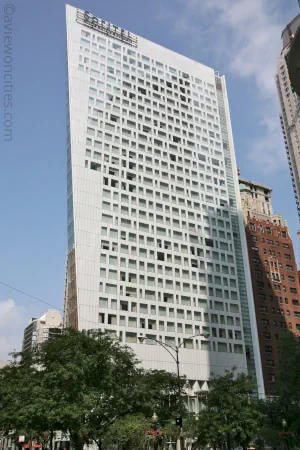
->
(239, 178), (300, 395)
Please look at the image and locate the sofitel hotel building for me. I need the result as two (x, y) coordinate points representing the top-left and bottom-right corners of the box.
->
(64, 4), (265, 407)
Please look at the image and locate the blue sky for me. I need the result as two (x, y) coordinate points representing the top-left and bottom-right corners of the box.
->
(1, 0), (299, 358)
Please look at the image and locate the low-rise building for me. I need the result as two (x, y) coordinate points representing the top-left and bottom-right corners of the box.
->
(22, 310), (62, 352)
(0, 360), (10, 368)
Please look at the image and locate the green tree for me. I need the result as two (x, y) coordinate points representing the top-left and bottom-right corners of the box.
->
(0, 329), (184, 450)
(273, 332), (300, 448)
(0, 330), (139, 450)
(35, 329), (141, 450)
(0, 351), (58, 448)
(194, 370), (263, 450)
(256, 398), (283, 450)
(248, 333), (300, 450)
(130, 369), (186, 426)
(104, 414), (149, 450)
(277, 332), (300, 402)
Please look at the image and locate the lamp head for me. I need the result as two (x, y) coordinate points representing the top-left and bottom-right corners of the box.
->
(201, 332), (210, 339)
(138, 336), (146, 343)
(152, 411), (158, 423)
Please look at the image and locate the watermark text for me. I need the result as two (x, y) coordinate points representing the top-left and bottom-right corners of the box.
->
(3, 4), (15, 142)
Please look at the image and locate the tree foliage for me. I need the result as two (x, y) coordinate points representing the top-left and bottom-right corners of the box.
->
(104, 414), (149, 450)
(7, 330), (300, 450)
(257, 332), (300, 449)
(0, 329), (183, 450)
(130, 368), (185, 426)
(194, 369), (263, 450)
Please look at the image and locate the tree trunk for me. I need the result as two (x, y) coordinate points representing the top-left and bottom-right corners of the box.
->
(98, 439), (102, 450)
(70, 432), (84, 450)
(227, 434), (231, 450)
(49, 430), (54, 450)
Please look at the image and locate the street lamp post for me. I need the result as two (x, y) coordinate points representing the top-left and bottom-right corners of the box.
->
(282, 419), (290, 450)
(138, 332), (209, 448)
(152, 411), (158, 430)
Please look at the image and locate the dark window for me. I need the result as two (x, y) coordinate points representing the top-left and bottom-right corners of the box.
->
(263, 332), (271, 339)
(91, 162), (101, 171)
(205, 238), (214, 247)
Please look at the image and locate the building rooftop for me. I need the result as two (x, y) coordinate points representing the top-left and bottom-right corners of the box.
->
(287, 17), (300, 97)
(282, 14), (300, 50)
(239, 177), (272, 192)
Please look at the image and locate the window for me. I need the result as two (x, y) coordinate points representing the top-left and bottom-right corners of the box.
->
(105, 284), (117, 294)
(205, 238), (214, 247)
(91, 162), (101, 171)
(126, 332), (137, 343)
(99, 297), (108, 308)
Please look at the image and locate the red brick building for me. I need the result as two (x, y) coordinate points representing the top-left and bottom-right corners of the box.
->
(240, 178), (300, 395)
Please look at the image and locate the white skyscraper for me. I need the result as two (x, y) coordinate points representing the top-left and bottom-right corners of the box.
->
(276, 14), (300, 221)
(64, 4), (264, 404)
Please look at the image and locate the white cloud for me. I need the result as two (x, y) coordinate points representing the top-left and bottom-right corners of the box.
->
(158, 0), (296, 172)
(0, 299), (31, 360)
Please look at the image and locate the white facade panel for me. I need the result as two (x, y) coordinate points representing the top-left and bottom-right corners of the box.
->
(65, 4), (264, 398)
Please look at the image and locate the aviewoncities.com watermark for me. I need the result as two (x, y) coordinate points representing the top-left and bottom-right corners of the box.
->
(3, 4), (15, 142)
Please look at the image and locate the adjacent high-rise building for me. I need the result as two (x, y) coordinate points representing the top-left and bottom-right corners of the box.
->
(64, 4), (265, 404)
(22, 310), (62, 352)
(239, 177), (300, 396)
(276, 14), (300, 221)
